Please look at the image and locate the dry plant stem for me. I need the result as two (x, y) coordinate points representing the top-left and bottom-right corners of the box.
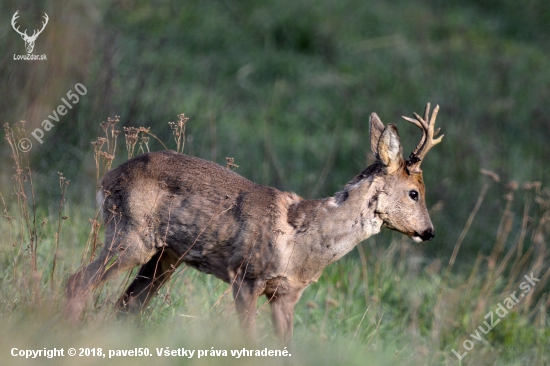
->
(4, 123), (37, 270)
(522, 235), (547, 313)
(373, 259), (380, 314)
(16, 124), (38, 269)
(210, 115), (217, 161)
(124, 127), (139, 159)
(50, 173), (69, 292)
(92, 138), (106, 184)
(1, 192), (19, 300)
(357, 243), (370, 308)
(445, 182), (491, 279)
(125, 127), (168, 159)
(145, 131), (168, 150)
(490, 194), (513, 263)
(516, 192), (531, 259)
(495, 193), (535, 285)
(463, 253), (483, 303)
(145, 266), (189, 324)
(0, 193), (13, 243)
(111, 124), (119, 155)
(495, 237), (521, 286)
(319, 289), (331, 339)
(478, 188), (515, 298)
(3, 123), (43, 306)
(82, 215), (102, 266)
(432, 181), (490, 343)
(352, 305), (371, 342)
(26, 164), (38, 273)
(138, 136), (150, 155)
(526, 267), (550, 319)
(506, 193), (548, 289)
(169, 114), (188, 154)
(225, 157), (239, 170)
(101, 116), (120, 159)
(364, 312), (383, 349)
(2, 123), (23, 286)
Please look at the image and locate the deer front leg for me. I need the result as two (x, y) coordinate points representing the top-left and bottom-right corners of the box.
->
(231, 275), (263, 338)
(267, 289), (304, 344)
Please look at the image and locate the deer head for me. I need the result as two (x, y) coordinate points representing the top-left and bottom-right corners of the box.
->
(370, 103), (443, 242)
(11, 11), (49, 54)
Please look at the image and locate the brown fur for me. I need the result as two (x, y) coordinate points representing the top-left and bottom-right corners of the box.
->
(66, 110), (439, 344)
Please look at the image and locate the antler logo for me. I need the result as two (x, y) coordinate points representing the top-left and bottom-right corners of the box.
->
(11, 11), (49, 54)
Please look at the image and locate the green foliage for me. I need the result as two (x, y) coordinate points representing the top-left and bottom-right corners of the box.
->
(2, 0), (550, 260)
(1, 0), (550, 364)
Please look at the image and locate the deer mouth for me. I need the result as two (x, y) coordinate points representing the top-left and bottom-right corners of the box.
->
(412, 229), (435, 242)
(411, 234), (424, 243)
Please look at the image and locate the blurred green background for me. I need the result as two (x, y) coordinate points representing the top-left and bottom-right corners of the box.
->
(1, 0), (549, 272)
(1, 1), (550, 364)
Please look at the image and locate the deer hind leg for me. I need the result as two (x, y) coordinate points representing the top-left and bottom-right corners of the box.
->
(116, 248), (180, 313)
(65, 230), (156, 322)
(267, 288), (304, 344)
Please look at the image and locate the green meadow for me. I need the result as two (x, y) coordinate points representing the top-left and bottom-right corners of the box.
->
(1, 0), (549, 365)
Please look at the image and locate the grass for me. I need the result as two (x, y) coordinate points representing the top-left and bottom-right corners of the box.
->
(2, 0), (550, 259)
(1, 0), (549, 364)
(1, 119), (549, 365)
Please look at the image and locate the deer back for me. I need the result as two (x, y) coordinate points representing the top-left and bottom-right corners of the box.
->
(98, 150), (302, 283)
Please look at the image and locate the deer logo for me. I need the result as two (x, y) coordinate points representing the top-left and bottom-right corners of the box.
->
(11, 11), (49, 54)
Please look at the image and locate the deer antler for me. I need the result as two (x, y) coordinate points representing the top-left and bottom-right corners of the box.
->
(11, 11), (27, 37)
(402, 103), (443, 171)
(11, 11), (48, 40)
(32, 13), (49, 39)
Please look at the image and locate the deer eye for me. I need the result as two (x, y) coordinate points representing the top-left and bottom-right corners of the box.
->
(409, 190), (419, 201)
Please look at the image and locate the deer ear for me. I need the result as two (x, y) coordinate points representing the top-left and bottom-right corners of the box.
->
(378, 124), (403, 171)
(369, 113), (385, 157)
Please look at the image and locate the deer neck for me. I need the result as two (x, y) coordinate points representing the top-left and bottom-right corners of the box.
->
(287, 167), (384, 273)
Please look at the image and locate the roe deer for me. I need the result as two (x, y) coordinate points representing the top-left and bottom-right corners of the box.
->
(66, 103), (443, 343)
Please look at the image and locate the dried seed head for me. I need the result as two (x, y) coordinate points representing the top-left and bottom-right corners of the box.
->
(506, 181), (519, 191)
(225, 157), (238, 170)
(523, 181), (542, 191)
(480, 169), (500, 182)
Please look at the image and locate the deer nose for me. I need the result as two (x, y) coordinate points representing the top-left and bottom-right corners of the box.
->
(418, 228), (435, 241)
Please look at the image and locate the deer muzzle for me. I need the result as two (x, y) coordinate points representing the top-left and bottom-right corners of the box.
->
(412, 228), (435, 242)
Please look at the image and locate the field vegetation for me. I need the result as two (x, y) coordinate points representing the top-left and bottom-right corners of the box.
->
(1, 0), (549, 365)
